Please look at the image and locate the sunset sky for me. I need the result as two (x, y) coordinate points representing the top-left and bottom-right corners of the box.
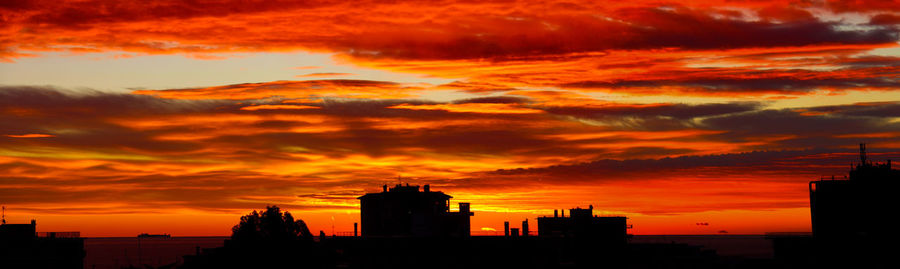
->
(1, 0), (899, 237)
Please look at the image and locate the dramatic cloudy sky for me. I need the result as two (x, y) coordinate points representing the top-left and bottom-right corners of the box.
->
(1, 0), (899, 236)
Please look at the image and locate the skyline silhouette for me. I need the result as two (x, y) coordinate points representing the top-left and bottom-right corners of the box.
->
(2, 145), (899, 237)
(3, 145), (898, 268)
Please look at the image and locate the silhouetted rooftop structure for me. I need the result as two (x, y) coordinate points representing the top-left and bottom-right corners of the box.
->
(796, 143), (900, 267)
(358, 183), (473, 237)
(0, 219), (36, 241)
(809, 143), (900, 241)
(537, 205), (628, 244)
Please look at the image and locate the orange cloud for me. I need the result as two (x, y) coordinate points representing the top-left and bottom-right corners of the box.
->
(133, 80), (421, 100)
(3, 1), (897, 98)
(346, 43), (900, 97)
(4, 86), (898, 229)
(5, 134), (55, 138)
(389, 103), (544, 114)
(239, 104), (319, 111)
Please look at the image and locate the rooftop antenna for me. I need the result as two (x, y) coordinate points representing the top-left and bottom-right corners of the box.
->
(860, 143), (868, 165)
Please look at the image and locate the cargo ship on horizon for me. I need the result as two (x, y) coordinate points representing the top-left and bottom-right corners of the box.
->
(137, 233), (171, 238)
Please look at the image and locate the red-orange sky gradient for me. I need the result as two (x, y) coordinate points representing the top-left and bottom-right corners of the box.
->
(1, 0), (899, 237)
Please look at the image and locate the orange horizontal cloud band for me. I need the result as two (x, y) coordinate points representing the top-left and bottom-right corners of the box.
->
(389, 103), (544, 114)
(5, 134), (55, 138)
(239, 104), (320, 111)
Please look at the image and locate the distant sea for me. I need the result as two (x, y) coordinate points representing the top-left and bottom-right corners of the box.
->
(630, 235), (773, 259)
(84, 235), (773, 268)
(85, 237), (228, 269)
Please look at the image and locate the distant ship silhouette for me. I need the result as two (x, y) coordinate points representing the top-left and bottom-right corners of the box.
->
(137, 233), (171, 238)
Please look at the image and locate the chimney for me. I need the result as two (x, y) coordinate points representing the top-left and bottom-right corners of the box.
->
(354, 222), (358, 237)
(424, 184), (430, 192)
(554, 209), (558, 218)
(382, 184), (387, 192)
(522, 219), (529, 237)
(504, 221), (510, 237)
(561, 209), (565, 218)
(459, 203), (470, 214)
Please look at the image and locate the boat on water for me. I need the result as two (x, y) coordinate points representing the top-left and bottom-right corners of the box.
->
(137, 233), (171, 238)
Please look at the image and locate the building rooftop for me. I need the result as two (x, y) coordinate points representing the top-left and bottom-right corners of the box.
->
(358, 183), (451, 200)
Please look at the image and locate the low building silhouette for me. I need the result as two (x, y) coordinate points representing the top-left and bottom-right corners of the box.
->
(0, 219), (36, 241)
(181, 196), (728, 269)
(537, 205), (628, 244)
(358, 183), (472, 237)
(0, 219), (84, 269)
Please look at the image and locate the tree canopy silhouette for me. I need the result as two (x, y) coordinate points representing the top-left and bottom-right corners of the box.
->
(181, 206), (323, 268)
(230, 205), (312, 243)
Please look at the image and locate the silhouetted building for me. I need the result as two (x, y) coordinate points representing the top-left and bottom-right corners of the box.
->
(537, 205), (627, 244)
(0, 219), (36, 241)
(522, 219), (529, 237)
(795, 144), (900, 267)
(809, 144), (900, 240)
(358, 184), (473, 237)
(182, 202), (727, 269)
(0, 220), (84, 269)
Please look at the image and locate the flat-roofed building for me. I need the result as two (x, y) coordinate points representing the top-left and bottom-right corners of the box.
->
(358, 184), (473, 237)
(537, 205), (627, 244)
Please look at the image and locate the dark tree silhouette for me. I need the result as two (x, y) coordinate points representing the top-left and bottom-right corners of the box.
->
(230, 205), (312, 243)
(180, 205), (325, 268)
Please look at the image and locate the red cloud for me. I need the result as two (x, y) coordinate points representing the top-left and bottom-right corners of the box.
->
(3, 1), (897, 61)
